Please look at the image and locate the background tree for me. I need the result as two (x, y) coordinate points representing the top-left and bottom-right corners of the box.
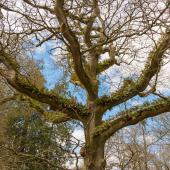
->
(0, 59), (73, 170)
(0, 0), (170, 169)
(0, 112), (72, 170)
(105, 116), (170, 170)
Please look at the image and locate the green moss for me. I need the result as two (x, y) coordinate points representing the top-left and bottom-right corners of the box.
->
(97, 59), (114, 72)
(44, 112), (66, 123)
(94, 120), (115, 136)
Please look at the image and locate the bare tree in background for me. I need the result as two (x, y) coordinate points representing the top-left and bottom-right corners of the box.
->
(105, 119), (170, 170)
(0, 0), (170, 169)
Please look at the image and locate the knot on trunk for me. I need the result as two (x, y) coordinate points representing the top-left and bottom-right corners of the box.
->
(80, 145), (92, 157)
(80, 146), (86, 157)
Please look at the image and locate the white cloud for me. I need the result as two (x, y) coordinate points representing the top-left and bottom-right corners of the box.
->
(72, 128), (85, 142)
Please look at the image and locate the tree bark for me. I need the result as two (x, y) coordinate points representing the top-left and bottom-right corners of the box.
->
(83, 140), (106, 170)
(82, 114), (106, 170)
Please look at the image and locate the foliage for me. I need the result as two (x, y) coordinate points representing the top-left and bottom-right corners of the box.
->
(0, 112), (72, 170)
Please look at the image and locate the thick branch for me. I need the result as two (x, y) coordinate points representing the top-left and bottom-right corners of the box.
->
(22, 96), (73, 123)
(97, 58), (119, 74)
(94, 98), (170, 140)
(0, 93), (71, 123)
(0, 50), (90, 121)
(95, 46), (119, 74)
(54, 0), (97, 100)
(97, 29), (170, 113)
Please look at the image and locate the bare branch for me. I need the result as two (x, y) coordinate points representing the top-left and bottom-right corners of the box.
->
(54, 0), (97, 100)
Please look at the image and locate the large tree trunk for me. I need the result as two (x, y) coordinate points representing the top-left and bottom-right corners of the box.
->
(83, 141), (106, 170)
(82, 113), (106, 170)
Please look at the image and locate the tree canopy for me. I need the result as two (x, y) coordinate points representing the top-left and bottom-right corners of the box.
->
(0, 0), (170, 169)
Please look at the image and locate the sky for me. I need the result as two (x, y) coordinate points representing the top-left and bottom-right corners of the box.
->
(33, 43), (63, 89)
(32, 40), (168, 140)
(31, 37), (170, 120)
(1, 1), (169, 168)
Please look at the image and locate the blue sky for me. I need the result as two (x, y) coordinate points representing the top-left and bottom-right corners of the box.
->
(33, 44), (63, 89)
(31, 42), (169, 121)
(31, 41), (170, 160)
(32, 42), (87, 104)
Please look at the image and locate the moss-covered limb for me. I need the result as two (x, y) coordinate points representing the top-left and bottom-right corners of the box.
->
(96, 29), (170, 114)
(138, 86), (156, 97)
(29, 98), (71, 123)
(94, 98), (170, 140)
(44, 112), (71, 124)
(26, 97), (71, 123)
(9, 77), (90, 118)
(97, 59), (118, 74)
(0, 51), (90, 120)
(20, 96), (85, 123)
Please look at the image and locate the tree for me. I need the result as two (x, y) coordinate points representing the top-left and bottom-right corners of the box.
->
(105, 118), (170, 170)
(0, 0), (170, 169)
(0, 59), (73, 170)
(0, 112), (72, 170)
